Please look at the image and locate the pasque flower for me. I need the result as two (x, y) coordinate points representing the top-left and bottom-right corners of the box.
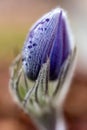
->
(22, 8), (73, 80)
(9, 7), (76, 130)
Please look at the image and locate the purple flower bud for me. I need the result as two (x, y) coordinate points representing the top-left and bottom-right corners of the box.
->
(22, 8), (74, 80)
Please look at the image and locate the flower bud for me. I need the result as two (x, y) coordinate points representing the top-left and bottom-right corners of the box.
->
(22, 8), (74, 80)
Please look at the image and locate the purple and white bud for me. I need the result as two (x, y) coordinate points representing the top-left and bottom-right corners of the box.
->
(22, 8), (74, 80)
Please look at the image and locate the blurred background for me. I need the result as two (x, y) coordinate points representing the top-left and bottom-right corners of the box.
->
(0, 0), (87, 130)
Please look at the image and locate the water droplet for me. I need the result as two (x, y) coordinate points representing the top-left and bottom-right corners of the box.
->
(30, 51), (33, 53)
(45, 28), (47, 30)
(33, 43), (37, 46)
(46, 18), (49, 22)
(25, 63), (27, 66)
(41, 28), (43, 31)
(22, 58), (25, 61)
(28, 45), (32, 49)
(30, 41), (32, 43)
(29, 56), (31, 59)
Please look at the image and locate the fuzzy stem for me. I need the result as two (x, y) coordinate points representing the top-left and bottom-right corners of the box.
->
(37, 108), (66, 130)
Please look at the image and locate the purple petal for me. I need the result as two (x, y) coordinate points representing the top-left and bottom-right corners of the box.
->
(62, 16), (71, 63)
(50, 11), (63, 80)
